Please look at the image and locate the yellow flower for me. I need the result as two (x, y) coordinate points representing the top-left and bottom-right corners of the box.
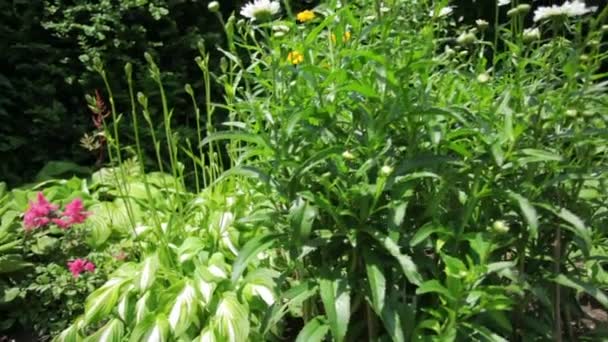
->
(330, 31), (352, 43)
(287, 51), (304, 65)
(297, 10), (315, 23)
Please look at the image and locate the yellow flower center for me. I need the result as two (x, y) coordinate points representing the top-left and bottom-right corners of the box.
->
(297, 10), (315, 23)
(287, 51), (304, 65)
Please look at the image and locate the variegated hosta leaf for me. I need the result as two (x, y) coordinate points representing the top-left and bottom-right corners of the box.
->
(243, 268), (279, 306)
(168, 281), (199, 336)
(117, 286), (136, 324)
(177, 237), (205, 263)
(196, 326), (218, 342)
(85, 319), (124, 342)
(215, 292), (250, 342)
(198, 253), (230, 281)
(54, 323), (82, 342)
(135, 291), (151, 324)
(194, 269), (216, 305)
(137, 254), (159, 292)
(244, 284), (275, 306)
(129, 314), (170, 342)
(84, 278), (129, 325)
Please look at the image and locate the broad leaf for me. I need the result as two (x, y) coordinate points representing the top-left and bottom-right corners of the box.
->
(295, 316), (330, 342)
(319, 277), (351, 342)
(231, 233), (279, 285)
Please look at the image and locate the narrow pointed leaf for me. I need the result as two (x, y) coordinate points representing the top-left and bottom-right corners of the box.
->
(295, 316), (330, 342)
(319, 278), (350, 342)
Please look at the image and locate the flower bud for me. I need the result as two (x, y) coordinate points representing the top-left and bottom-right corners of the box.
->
(342, 150), (355, 160)
(207, 1), (220, 13)
(380, 165), (393, 177)
(523, 27), (540, 43)
(477, 73), (491, 83)
(516, 4), (531, 14)
(456, 32), (476, 45)
(492, 220), (509, 234)
(507, 8), (519, 17)
(475, 19), (489, 30)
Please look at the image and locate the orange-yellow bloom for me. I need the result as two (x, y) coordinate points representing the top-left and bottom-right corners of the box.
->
(331, 31), (352, 43)
(287, 51), (304, 65)
(297, 10), (315, 23)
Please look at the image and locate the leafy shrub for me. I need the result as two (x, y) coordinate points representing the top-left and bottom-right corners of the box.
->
(0, 165), (153, 339)
(205, 0), (608, 340)
(56, 0), (608, 341)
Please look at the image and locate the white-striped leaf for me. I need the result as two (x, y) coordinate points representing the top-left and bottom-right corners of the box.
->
(117, 287), (135, 324)
(54, 324), (82, 342)
(168, 281), (199, 336)
(215, 292), (250, 342)
(85, 319), (124, 342)
(84, 278), (129, 325)
(196, 326), (217, 342)
(194, 270), (216, 305)
(129, 314), (170, 342)
(135, 291), (151, 323)
(137, 254), (159, 292)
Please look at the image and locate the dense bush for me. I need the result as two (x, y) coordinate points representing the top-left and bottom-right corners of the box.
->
(2, 0), (607, 341)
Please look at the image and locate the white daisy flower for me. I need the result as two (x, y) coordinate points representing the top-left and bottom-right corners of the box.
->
(533, 1), (597, 22)
(240, 0), (280, 21)
(429, 6), (454, 18)
(498, 0), (511, 7)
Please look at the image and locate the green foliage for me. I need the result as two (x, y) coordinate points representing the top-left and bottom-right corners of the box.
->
(0, 166), (146, 338)
(41, 0), (608, 341)
(206, 0), (608, 340)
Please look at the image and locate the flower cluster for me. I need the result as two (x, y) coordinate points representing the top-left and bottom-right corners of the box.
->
(23, 193), (90, 230)
(67, 258), (96, 278)
(533, 1), (597, 22)
(240, 0), (280, 21)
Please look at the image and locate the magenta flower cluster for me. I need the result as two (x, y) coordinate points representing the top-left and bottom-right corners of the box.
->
(23, 192), (90, 231)
(67, 258), (96, 277)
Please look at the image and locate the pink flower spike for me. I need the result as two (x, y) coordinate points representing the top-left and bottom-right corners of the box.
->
(84, 261), (96, 272)
(23, 192), (58, 230)
(61, 198), (90, 225)
(51, 218), (72, 229)
(67, 258), (95, 278)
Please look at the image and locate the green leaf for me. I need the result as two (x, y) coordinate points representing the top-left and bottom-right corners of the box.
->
(410, 223), (450, 247)
(85, 319), (124, 342)
(553, 274), (608, 309)
(129, 314), (170, 342)
(262, 281), (318, 335)
(84, 278), (129, 325)
(319, 277), (351, 342)
(0, 254), (32, 273)
(295, 316), (330, 342)
(54, 323), (83, 342)
(363, 251), (386, 313)
(289, 197), (317, 245)
(200, 131), (270, 150)
(168, 281), (199, 336)
(416, 280), (454, 300)
(508, 192), (538, 240)
(554, 208), (591, 252)
(137, 254), (159, 292)
(231, 233), (279, 285)
(366, 230), (422, 285)
(519, 148), (563, 163)
(215, 292), (250, 342)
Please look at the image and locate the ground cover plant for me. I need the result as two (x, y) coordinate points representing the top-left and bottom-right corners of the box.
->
(1, 0), (607, 341)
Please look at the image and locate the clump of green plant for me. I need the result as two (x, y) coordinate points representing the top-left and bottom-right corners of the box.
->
(205, 0), (608, 340)
(0, 173), (143, 339)
(57, 0), (608, 341)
